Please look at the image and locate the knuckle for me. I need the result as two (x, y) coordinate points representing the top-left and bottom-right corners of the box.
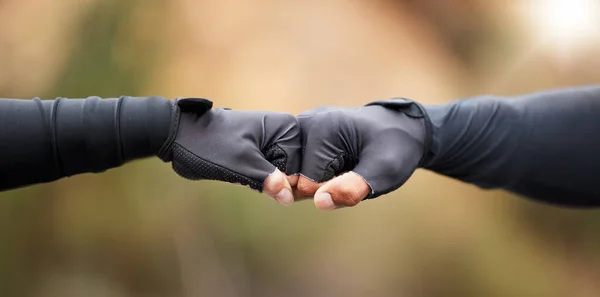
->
(305, 112), (343, 137)
(295, 178), (319, 197)
(287, 119), (302, 137)
(273, 112), (298, 125)
(379, 158), (402, 174)
(367, 153), (404, 175)
(332, 185), (362, 207)
(334, 195), (360, 207)
(269, 113), (302, 139)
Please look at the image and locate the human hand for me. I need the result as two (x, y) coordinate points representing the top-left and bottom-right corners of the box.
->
(294, 99), (430, 210)
(158, 98), (302, 205)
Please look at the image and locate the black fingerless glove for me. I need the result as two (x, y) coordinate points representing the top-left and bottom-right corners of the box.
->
(158, 98), (302, 191)
(298, 98), (431, 199)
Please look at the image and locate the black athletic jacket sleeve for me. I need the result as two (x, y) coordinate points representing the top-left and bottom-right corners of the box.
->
(422, 85), (600, 206)
(0, 96), (172, 191)
(1, 87), (599, 206)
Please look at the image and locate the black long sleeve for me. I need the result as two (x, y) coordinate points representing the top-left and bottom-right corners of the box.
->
(423, 85), (600, 207)
(0, 96), (173, 191)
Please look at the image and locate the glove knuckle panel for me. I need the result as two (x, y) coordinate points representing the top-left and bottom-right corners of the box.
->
(273, 112), (298, 125)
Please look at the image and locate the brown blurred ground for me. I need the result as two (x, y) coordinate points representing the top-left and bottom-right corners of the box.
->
(1, 0), (600, 296)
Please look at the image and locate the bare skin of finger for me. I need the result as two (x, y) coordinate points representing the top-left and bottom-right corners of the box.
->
(287, 174), (299, 188)
(294, 176), (323, 200)
(316, 172), (371, 209)
(263, 169), (294, 205)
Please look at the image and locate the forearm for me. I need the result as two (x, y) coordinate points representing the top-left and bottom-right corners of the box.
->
(422, 85), (600, 206)
(0, 96), (172, 191)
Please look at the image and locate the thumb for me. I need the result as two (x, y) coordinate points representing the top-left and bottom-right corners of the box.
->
(263, 168), (295, 206)
(313, 172), (372, 210)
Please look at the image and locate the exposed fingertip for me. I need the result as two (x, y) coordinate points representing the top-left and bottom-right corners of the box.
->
(275, 188), (294, 206)
(314, 192), (336, 210)
(287, 174), (299, 187)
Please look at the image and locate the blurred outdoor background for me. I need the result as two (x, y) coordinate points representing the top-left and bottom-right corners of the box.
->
(1, 0), (600, 296)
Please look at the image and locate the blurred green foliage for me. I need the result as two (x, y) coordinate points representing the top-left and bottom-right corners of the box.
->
(1, 0), (600, 297)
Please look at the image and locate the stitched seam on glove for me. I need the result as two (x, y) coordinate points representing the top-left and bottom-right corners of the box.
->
(412, 101), (434, 168)
(157, 99), (181, 162)
(367, 168), (417, 199)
